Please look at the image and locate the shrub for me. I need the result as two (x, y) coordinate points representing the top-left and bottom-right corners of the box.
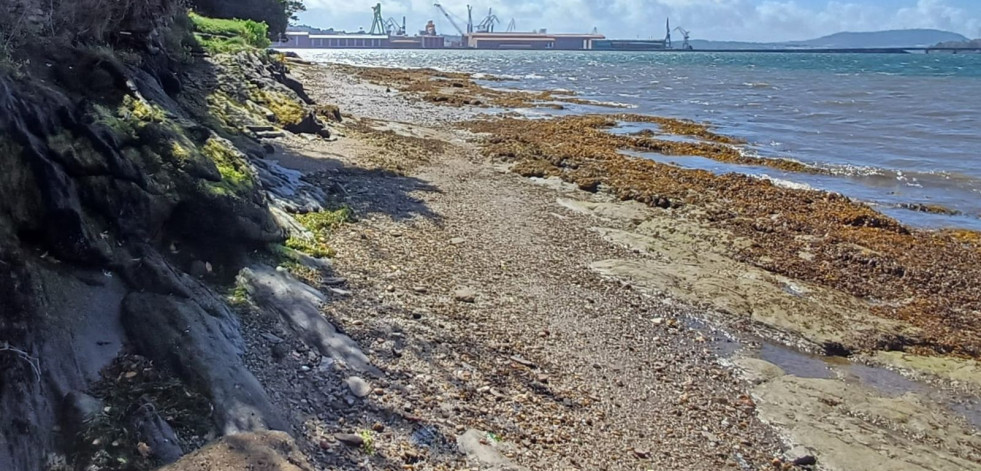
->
(189, 12), (271, 49)
(189, 0), (304, 39)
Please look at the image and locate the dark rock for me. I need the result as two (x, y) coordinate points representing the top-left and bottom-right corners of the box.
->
(284, 112), (326, 136)
(261, 333), (284, 344)
(335, 433), (364, 447)
(271, 342), (290, 361)
(122, 293), (285, 434)
(59, 392), (103, 438)
(131, 405), (184, 464)
(189, 260), (209, 278)
(792, 455), (817, 466)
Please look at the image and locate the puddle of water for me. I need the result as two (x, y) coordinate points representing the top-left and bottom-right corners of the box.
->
(608, 122), (709, 144)
(758, 343), (837, 379)
(676, 314), (981, 429)
(760, 341), (981, 429)
(609, 122), (660, 136)
(842, 363), (927, 397)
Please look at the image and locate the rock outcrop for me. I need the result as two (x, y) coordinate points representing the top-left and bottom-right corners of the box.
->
(0, 8), (338, 469)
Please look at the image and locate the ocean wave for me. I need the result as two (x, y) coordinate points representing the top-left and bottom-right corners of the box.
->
(750, 174), (814, 191)
(743, 82), (773, 89)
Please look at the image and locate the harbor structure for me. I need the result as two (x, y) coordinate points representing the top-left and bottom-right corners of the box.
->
(277, 3), (689, 52)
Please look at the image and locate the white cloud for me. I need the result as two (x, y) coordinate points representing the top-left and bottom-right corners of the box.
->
(296, 0), (981, 41)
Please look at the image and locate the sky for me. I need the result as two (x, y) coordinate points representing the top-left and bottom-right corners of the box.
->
(295, 0), (981, 41)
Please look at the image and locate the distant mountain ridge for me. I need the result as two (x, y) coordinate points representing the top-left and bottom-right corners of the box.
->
(690, 29), (969, 50)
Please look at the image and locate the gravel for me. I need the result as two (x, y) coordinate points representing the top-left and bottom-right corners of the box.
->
(235, 62), (788, 471)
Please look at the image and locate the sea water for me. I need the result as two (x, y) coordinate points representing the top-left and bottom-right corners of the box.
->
(297, 49), (981, 231)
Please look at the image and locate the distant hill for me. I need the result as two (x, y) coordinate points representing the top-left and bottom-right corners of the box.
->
(690, 29), (969, 50)
(790, 29), (968, 48)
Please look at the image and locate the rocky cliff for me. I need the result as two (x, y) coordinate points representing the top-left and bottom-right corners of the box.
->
(0, 2), (337, 469)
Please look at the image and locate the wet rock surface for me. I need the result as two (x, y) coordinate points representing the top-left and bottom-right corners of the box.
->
(122, 292), (286, 434)
(238, 264), (377, 375)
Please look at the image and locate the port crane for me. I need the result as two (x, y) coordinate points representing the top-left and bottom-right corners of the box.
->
(386, 16), (407, 36)
(369, 3), (386, 35)
(433, 2), (467, 38)
(674, 26), (692, 49)
(475, 8), (500, 33)
(506, 18), (516, 32)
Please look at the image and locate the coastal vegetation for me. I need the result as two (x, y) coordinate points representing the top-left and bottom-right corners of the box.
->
(189, 12), (272, 54)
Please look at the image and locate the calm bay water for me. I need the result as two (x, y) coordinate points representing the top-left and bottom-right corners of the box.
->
(295, 49), (981, 230)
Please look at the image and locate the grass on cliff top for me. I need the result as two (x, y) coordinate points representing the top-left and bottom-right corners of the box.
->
(189, 12), (271, 54)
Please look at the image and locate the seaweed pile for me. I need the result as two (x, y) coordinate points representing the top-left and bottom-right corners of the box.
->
(466, 114), (981, 358)
(332, 64), (626, 110)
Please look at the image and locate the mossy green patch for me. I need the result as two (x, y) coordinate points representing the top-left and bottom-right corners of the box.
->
(282, 207), (354, 259)
(295, 207), (354, 233)
(250, 89), (305, 126)
(284, 236), (334, 259)
(200, 138), (255, 196)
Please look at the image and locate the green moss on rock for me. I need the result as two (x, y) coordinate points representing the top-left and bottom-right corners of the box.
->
(200, 137), (256, 196)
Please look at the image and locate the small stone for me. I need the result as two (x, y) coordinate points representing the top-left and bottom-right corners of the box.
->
(453, 288), (477, 303)
(373, 388), (385, 396)
(413, 286), (429, 294)
(792, 456), (817, 466)
(449, 237), (466, 245)
(319, 439), (331, 449)
(633, 448), (651, 459)
(260, 333), (284, 344)
(323, 277), (347, 286)
(189, 260), (208, 278)
(345, 377), (371, 398)
(335, 433), (364, 447)
(271, 343), (290, 361)
(509, 356), (537, 369)
(372, 422), (385, 432)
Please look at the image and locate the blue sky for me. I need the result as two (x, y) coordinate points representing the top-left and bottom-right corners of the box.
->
(296, 0), (981, 41)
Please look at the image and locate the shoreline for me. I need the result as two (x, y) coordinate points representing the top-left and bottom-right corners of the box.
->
(7, 9), (976, 469)
(272, 59), (981, 470)
(292, 59), (981, 360)
(297, 57), (981, 231)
